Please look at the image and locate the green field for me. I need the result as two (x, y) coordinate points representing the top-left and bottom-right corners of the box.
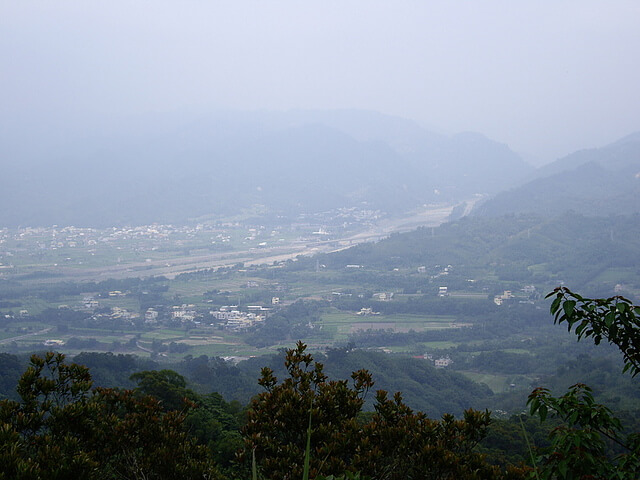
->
(448, 292), (488, 299)
(458, 371), (534, 394)
(593, 267), (639, 285)
(418, 341), (459, 350)
(319, 309), (462, 341)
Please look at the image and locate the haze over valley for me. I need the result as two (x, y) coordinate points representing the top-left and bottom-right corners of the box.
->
(1, 109), (532, 227)
(1, 2), (640, 478)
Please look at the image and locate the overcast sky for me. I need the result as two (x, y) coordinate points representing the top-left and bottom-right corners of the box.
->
(2, 1), (639, 164)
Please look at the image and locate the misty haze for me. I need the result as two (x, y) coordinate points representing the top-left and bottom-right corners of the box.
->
(1, 2), (639, 479)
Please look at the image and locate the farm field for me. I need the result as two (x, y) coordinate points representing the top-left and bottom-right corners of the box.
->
(320, 309), (463, 341)
(458, 371), (535, 394)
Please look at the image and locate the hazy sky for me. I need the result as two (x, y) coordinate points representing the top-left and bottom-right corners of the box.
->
(2, 1), (639, 164)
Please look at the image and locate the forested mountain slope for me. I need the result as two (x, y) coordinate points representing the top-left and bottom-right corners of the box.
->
(0, 348), (492, 418)
(310, 213), (640, 294)
(474, 132), (640, 217)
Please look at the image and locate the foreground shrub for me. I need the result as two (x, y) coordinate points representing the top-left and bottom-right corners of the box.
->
(242, 341), (527, 480)
(0, 352), (221, 480)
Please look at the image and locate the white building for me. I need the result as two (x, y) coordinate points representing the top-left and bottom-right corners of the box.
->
(145, 308), (159, 324)
(373, 292), (394, 301)
(434, 356), (453, 368)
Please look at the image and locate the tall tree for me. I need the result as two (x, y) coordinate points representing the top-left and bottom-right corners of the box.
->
(242, 341), (527, 480)
(527, 287), (640, 479)
(0, 352), (221, 480)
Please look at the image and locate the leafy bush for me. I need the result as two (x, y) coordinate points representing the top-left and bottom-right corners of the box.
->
(0, 352), (221, 479)
(527, 287), (640, 479)
(242, 341), (528, 480)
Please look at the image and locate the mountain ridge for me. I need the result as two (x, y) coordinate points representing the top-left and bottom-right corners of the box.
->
(473, 132), (640, 217)
(1, 109), (530, 227)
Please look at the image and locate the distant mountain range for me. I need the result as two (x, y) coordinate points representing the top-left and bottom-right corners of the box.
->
(1, 109), (531, 227)
(473, 132), (640, 217)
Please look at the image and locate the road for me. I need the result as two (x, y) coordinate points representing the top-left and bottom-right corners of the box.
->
(0, 327), (53, 344)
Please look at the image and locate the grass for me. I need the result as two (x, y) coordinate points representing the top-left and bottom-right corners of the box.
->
(4, 321), (51, 331)
(321, 310), (455, 325)
(319, 310), (460, 342)
(592, 267), (638, 284)
(520, 415), (541, 479)
(384, 345), (418, 353)
(458, 371), (512, 393)
(448, 292), (488, 299)
(168, 342), (265, 358)
(502, 348), (532, 355)
(140, 330), (189, 341)
(6, 298), (61, 316)
(458, 371), (536, 393)
(0, 330), (22, 340)
(285, 280), (350, 298)
(418, 341), (458, 350)
(0, 320), (276, 360)
(97, 298), (141, 311)
(67, 327), (145, 335)
(527, 263), (550, 275)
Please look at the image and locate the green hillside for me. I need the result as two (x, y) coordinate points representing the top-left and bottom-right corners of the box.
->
(474, 132), (640, 217)
(307, 213), (640, 295)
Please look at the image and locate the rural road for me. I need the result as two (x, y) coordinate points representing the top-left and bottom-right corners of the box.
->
(0, 327), (53, 344)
